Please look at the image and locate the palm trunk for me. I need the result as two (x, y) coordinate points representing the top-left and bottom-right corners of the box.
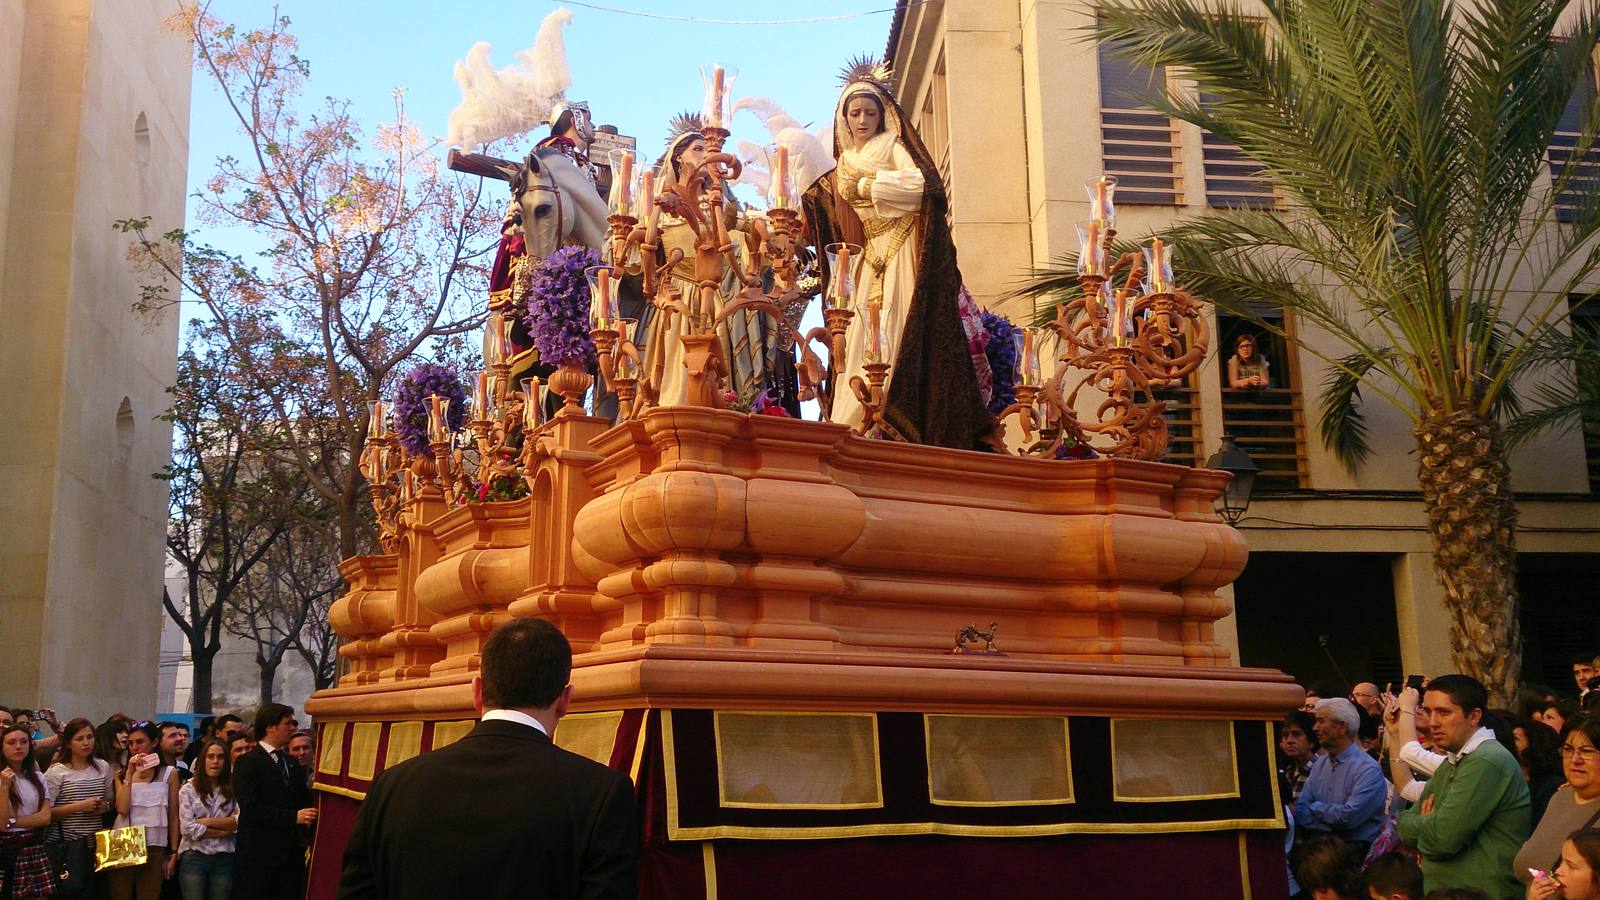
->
(1414, 409), (1521, 706)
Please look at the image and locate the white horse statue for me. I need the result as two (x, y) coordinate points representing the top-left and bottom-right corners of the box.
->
(511, 146), (609, 261)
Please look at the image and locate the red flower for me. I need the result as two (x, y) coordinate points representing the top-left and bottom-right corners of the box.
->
(759, 405), (792, 417)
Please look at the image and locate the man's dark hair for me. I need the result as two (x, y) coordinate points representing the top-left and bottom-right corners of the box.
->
(1423, 674), (1488, 718)
(1572, 652), (1597, 668)
(215, 714), (242, 734)
(481, 619), (572, 710)
(1362, 851), (1423, 899)
(1280, 710), (1315, 737)
(1358, 709), (1381, 742)
(159, 721), (188, 737)
(1292, 835), (1361, 896)
(253, 703), (295, 738)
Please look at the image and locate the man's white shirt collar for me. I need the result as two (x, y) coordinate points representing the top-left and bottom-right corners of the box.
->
(258, 739), (281, 756)
(481, 708), (549, 737)
(1444, 726), (1496, 764)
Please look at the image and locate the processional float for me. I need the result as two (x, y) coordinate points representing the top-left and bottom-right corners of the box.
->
(305, 69), (1301, 898)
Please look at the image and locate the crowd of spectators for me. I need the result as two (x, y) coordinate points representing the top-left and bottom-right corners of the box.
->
(0, 704), (317, 900)
(1283, 653), (1600, 900)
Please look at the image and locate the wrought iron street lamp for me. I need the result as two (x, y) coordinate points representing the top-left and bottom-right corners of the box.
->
(1205, 434), (1257, 525)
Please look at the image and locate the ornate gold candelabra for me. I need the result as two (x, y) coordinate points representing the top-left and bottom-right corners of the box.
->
(1033, 176), (1210, 461)
(362, 400), (403, 553)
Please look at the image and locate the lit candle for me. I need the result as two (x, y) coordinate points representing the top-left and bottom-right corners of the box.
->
(428, 393), (444, 443)
(474, 372), (487, 420)
(831, 244), (853, 307)
(639, 168), (655, 220)
(1022, 328), (1036, 386)
(610, 149), (635, 213)
(367, 399), (384, 436)
(866, 301), (883, 361)
(1088, 175), (1117, 223)
(1112, 291), (1130, 347)
(773, 145), (790, 208)
(1144, 238), (1172, 294)
(710, 66), (725, 127)
(598, 267), (613, 324)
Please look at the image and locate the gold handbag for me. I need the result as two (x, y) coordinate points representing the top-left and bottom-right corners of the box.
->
(93, 825), (147, 872)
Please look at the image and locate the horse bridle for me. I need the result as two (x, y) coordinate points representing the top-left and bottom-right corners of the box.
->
(516, 179), (568, 265)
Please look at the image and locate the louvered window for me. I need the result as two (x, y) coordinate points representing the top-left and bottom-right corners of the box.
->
(1199, 94), (1278, 209)
(1551, 58), (1600, 223)
(1098, 44), (1183, 205)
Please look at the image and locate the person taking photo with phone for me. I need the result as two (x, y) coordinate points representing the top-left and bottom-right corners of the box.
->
(111, 722), (181, 899)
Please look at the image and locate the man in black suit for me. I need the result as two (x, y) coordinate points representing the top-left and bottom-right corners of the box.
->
(338, 619), (638, 899)
(234, 703), (318, 900)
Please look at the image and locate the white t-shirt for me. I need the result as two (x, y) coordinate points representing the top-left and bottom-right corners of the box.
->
(3, 769), (56, 830)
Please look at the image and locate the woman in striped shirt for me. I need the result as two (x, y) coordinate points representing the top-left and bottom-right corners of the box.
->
(44, 718), (113, 895)
(175, 738), (237, 900)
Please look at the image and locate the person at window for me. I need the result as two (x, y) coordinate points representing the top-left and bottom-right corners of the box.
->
(1228, 333), (1272, 389)
(1518, 718), (1600, 887)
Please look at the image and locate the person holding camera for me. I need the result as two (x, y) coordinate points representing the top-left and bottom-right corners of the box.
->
(110, 722), (181, 900)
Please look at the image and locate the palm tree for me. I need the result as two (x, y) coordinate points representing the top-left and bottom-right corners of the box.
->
(1030, 0), (1600, 703)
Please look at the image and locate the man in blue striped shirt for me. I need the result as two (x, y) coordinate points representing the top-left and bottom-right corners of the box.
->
(1294, 697), (1387, 857)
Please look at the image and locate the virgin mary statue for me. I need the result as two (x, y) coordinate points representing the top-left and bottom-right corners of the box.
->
(824, 58), (994, 451)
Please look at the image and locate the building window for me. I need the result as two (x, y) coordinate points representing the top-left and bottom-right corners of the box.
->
(1199, 94), (1278, 210)
(1217, 310), (1309, 490)
(918, 50), (953, 206)
(1551, 55), (1600, 223)
(1098, 43), (1183, 205)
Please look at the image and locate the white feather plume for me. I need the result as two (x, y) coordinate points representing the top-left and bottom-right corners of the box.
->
(445, 8), (575, 150)
(731, 95), (836, 194)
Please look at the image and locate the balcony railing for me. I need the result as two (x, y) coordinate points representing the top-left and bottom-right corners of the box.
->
(1221, 387), (1309, 490)
(1153, 382), (1203, 468)
(1100, 107), (1184, 206)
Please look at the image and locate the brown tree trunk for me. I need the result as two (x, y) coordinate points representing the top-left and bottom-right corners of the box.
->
(1414, 409), (1521, 706)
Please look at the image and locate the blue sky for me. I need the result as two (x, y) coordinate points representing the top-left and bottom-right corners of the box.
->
(185, 1), (894, 212)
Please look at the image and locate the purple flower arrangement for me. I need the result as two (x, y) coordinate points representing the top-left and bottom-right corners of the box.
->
(393, 362), (468, 456)
(525, 245), (601, 369)
(980, 310), (1020, 414)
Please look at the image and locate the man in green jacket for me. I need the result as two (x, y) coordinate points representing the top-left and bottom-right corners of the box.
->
(1397, 675), (1530, 900)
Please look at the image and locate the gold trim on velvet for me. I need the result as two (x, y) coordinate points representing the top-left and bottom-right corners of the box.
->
(431, 720), (474, 750)
(1238, 831), (1253, 900)
(314, 783), (367, 801)
(662, 711), (1282, 841)
(629, 714), (649, 785)
(701, 842), (717, 900)
(385, 721), (424, 769)
(1109, 719), (1240, 803)
(1264, 724), (1285, 820)
(923, 714), (1074, 808)
(711, 711), (883, 810)
(347, 722), (383, 782)
(317, 722), (346, 776)
(663, 816), (1288, 842)
(554, 711), (625, 764)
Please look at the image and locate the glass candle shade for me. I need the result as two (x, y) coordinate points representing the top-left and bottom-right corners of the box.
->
(636, 166), (660, 222)
(367, 399), (385, 437)
(1086, 175), (1117, 224)
(427, 394), (451, 444)
(613, 319), (639, 379)
(700, 64), (738, 129)
(1076, 219), (1108, 277)
(608, 148), (637, 216)
(1110, 290), (1134, 348)
(1143, 238), (1174, 294)
(522, 377), (543, 430)
(1013, 328), (1043, 387)
(473, 371), (488, 421)
(865, 301), (886, 363)
(766, 143), (796, 211)
(825, 242), (861, 310)
(584, 266), (620, 329)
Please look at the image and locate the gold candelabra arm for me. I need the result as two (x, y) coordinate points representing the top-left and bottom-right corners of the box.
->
(848, 361), (891, 436)
(997, 383), (1042, 446)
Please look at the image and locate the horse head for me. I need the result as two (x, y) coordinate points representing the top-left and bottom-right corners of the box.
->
(511, 148), (608, 262)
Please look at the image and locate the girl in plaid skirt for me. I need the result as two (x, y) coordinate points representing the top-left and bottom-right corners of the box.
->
(1, 723), (56, 898)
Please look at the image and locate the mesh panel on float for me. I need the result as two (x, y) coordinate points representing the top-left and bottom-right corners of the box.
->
(925, 715), (1073, 806)
(317, 721), (346, 776)
(554, 711), (626, 764)
(714, 712), (882, 809)
(1110, 719), (1239, 802)
(431, 720), (474, 749)
(384, 721), (423, 768)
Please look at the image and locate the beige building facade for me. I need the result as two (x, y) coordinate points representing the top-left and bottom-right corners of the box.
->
(888, 0), (1600, 691)
(0, 0), (190, 718)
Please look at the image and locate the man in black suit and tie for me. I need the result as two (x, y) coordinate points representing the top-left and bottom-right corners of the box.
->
(338, 619), (638, 899)
(234, 703), (318, 900)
